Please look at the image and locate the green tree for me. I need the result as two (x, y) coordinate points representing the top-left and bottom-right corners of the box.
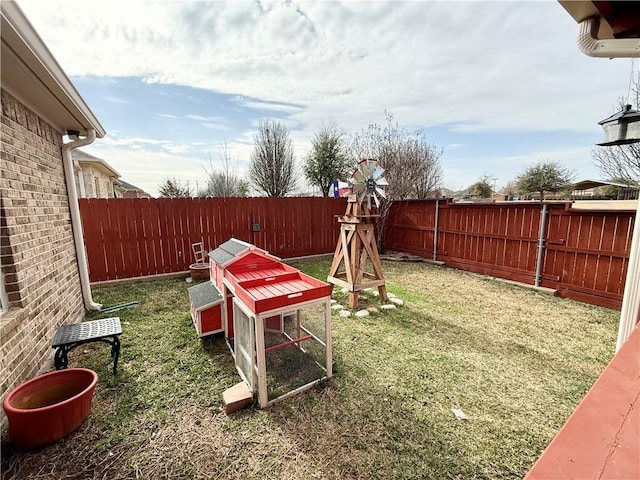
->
(516, 160), (574, 200)
(158, 177), (192, 198)
(468, 175), (494, 198)
(249, 120), (297, 197)
(303, 124), (349, 197)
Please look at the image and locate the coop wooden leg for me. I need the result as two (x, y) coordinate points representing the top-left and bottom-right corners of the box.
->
(254, 315), (268, 409)
(325, 300), (332, 378)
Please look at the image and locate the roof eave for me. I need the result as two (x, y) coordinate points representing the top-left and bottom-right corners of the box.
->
(79, 158), (121, 178)
(0, 2), (105, 138)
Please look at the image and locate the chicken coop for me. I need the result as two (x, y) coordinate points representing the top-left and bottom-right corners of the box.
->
(188, 238), (333, 407)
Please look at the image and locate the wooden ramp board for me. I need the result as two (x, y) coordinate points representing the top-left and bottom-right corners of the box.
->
(222, 381), (253, 414)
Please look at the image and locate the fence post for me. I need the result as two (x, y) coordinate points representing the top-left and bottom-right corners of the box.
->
(534, 203), (548, 287)
(433, 200), (439, 261)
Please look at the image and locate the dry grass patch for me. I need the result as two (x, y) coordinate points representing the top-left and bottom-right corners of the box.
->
(1, 260), (619, 479)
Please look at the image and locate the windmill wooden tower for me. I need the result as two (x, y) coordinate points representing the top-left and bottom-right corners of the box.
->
(327, 158), (389, 309)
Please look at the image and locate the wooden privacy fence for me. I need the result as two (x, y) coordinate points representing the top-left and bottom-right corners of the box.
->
(385, 199), (635, 310)
(79, 197), (347, 282)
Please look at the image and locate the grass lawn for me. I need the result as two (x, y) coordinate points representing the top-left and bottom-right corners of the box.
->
(1, 258), (619, 479)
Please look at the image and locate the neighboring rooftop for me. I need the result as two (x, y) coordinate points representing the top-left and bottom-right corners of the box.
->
(72, 149), (120, 178)
(115, 179), (152, 198)
(573, 179), (639, 190)
(117, 180), (142, 190)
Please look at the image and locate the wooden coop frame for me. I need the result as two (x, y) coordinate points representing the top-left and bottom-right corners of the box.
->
(232, 295), (332, 408)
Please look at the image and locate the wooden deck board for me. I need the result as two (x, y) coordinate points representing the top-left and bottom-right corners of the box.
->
(526, 326), (640, 480)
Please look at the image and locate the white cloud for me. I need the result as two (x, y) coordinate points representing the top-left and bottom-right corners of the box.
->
(238, 99), (303, 114)
(185, 114), (227, 123)
(16, 0), (633, 194)
(100, 135), (169, 147)
(83, 143), (208, 197)
(104, 95), (132, 104)
(18, 0), (630, 135)
(162, 144), (192, 154)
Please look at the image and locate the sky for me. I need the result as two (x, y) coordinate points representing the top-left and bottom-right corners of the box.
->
(17, 0), (636, 197)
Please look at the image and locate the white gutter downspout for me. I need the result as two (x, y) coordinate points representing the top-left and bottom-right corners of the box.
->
(61, 129), (102, 311)
(577, 18), (640, 58)
(616, 199), (640, 352)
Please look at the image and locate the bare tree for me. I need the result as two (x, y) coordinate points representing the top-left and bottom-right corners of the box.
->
(158, 177), (192, 198)
(412, 141), (444, 200)
(204, 143), (249, 197)
(592, 143), (640, 185)
(592, 80), (640, 185)
(500, 179), (521, 197)
(303, 124), (349, 196)
(348, 111), (444, 247)
(249, 120), (297, 196)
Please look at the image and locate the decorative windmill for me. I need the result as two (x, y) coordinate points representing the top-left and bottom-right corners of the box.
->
(327, 158), (388, 309)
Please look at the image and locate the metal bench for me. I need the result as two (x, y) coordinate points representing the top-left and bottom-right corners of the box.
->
(52, 317), (122, 374)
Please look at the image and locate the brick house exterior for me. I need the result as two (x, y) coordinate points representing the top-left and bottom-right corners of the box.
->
(71, 149), (123, 199)
(1, 89), (85, 400)
(1, 2), (105, 424)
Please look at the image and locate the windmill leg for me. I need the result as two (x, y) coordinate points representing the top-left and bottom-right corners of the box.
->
(360, 224), (388, 303)
(377, 285), (388, 303)
(328, 227), (346, 278)
(348, 291), (358, 309)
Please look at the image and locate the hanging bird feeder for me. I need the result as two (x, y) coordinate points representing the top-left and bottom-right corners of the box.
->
(598, 104), (640, 146)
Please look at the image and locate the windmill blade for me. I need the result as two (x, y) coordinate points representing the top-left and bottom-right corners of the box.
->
(366, 194), (372, 210)
(372, 165), (385, 180)
(375, 177), (389, 187)
(357, 189), (367, 205)
(375, 186), (386, 199)
(360, 161), (374, 179)
(373, 192), (380, 208)
(352, 169), (365, 184)
(352, 183), (365, 194)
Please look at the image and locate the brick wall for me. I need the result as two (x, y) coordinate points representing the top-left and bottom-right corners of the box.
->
(0, 89), (85, 417)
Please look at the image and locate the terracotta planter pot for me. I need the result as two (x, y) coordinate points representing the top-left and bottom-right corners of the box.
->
(189, 262), (209, 280)
(2, 368), (98, 449)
